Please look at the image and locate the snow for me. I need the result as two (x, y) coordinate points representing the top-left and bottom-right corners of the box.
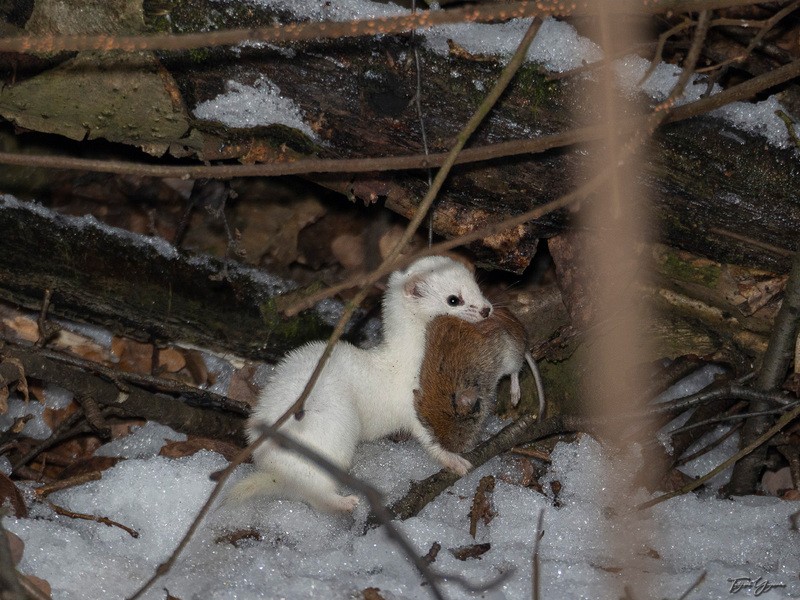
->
(216, 0), (799, 148)
(193, 78), (318, 139)
(5, 366), (799, 599)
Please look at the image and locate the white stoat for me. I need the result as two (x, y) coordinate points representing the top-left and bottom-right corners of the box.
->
(228, 255), (493, 513)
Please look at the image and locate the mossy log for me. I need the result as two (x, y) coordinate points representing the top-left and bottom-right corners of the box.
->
(0, 196), (331, 361)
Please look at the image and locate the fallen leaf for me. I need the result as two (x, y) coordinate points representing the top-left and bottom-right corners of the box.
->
(215, 528), (263, 547)
(1, 315), (39, 343)
(42, 401), (79, 431)
(362, 588), (386, 600)
(160, 438), (243, 461)
(52, 330), (111, 363)
(781, 489), (800, 501)
(660, 468), (696, 493)
(0, 473), (27, 517)
(5, 530), (24, 564)
(469, 475), (496, 538)
(158, 347), (186, 373)
(58, 456), (122, 480)
(22, 574), (51, 598)
(421, 541), (441, 565)
(112, 337), (154, 374)
(449, 543), (491, 561)
(183, 350), (209, 386)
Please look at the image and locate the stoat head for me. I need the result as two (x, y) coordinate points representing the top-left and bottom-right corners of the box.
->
(387, 255), (492, 324)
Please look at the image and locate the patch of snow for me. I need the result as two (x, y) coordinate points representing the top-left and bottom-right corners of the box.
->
(95, 422), (187, 459)
(193, 78), (318, 139)
(0, 387), (72, 441)
(5, 423), (798, 599)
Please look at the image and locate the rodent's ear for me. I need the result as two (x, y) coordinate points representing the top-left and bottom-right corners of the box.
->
(452, 387), (479, 416)
(403, 273), (425, 298)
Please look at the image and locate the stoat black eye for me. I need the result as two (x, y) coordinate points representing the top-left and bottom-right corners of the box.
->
(447, 295), (463, 307)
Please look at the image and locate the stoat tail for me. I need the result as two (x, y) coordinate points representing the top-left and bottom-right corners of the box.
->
(224, 471), (284, 506)
(524, 352), (546, 418)
(223, 469), (360, 514)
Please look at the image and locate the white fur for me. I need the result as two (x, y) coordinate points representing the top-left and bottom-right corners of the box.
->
(229, 256), (492, 512)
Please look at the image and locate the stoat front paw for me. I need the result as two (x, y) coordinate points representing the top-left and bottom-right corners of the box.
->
(441, 452), (472, 476)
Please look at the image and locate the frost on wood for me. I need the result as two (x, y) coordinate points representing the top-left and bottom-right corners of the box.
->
(0, 196), (332, 361)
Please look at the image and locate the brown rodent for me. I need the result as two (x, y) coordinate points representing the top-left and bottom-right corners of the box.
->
(413, 307), (545, 453)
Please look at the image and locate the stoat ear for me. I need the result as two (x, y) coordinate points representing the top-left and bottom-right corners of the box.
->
(403, 273), (425, 298)
(441, 252), (475, 273)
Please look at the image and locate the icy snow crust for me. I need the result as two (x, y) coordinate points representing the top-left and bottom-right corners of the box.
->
(201, 0), (799, 148)
(5, 424), (799, 599)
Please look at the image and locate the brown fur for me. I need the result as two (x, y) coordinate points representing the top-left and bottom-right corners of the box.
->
(413, 308), (528, 453)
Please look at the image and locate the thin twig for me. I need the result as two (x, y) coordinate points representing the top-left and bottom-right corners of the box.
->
(2, 57), (798, 184)
(46, 500), (140, 538)
(0, 0), (764, 54)
(0, 126), (601, 180)
(126, 19), (544, 600)
(675, 422), (743, 466)
(34, 471), (103, 497)
(670, 403), (799, 436)
(532, 509), (545, 600)
(676, 571), (707, 600)
(729, 250), (800, 494)
(638, 401), (800, 511)
(701, 1), (800, 93)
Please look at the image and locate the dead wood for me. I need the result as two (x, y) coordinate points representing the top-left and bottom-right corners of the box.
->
(0, 197), (331, 363)
(1, 4), (798, 273)
(728, 250), (800, 494)
(382, 414), (584, 522)
(0, 342), (247, 449)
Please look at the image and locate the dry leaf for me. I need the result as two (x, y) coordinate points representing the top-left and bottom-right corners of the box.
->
(160, 438), (243, 461)
(52, 330), (111, 363)
(183, 350), (209, 386)
(5, 530), (24, 564)
(469, 475), (496, 538)
(42, 401), (79, 431)
(158, 347), (186, 373)
(23, 575), (52, 599)
(237, 196), (325, 268)
(781, 489), (800, 501)
(421, 541), (441, 565)
(449, 543), (491, 561)
(1, 315), (39, 343)
(362, 588), (387, 600)
(58, 456), (122, 480)
(215, 528), (263, 547)
(112, 337), (154, 374)
(0, 473), (27, 517)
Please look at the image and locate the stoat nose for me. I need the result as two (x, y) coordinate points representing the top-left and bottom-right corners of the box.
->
(480, 305), (491, 319)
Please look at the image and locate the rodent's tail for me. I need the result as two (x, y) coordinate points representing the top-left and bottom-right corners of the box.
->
(224, 471), (283, 506)
(525, 352), (546, 418)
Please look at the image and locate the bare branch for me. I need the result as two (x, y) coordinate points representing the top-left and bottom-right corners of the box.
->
(638, 401), (800, 511)
(0, 0), (766, 55)
(125, 19), (544, 600)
